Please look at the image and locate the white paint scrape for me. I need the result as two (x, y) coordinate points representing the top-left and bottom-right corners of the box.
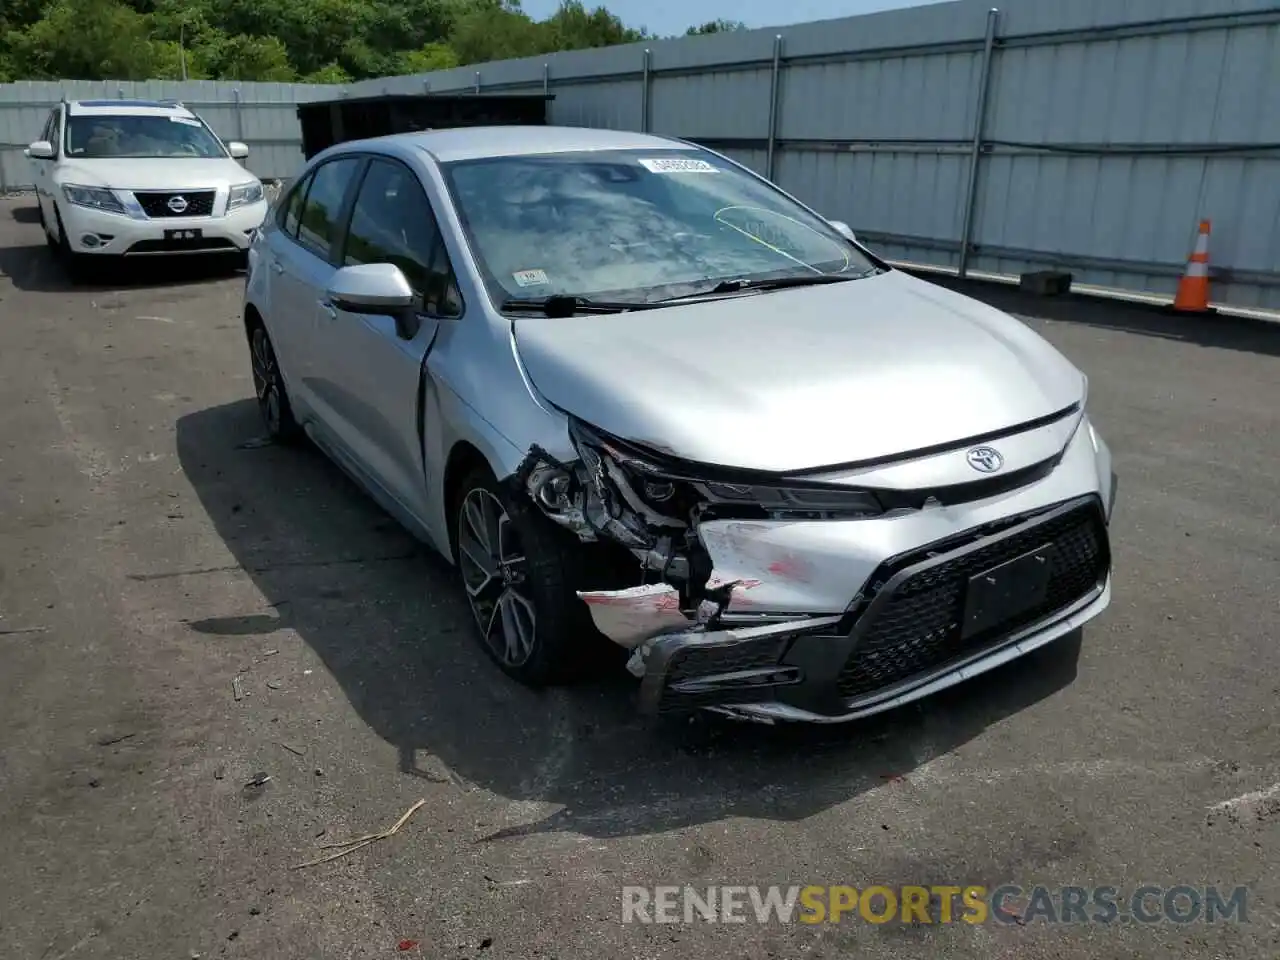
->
(577, 583), (690, 648)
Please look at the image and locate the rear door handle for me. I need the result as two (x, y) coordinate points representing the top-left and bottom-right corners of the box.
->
(319, 300), (337, 320)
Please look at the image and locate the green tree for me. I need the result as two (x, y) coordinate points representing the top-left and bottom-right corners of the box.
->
(6, 0), (163, 80)
(192, 33), (297, 81)
(686, 19), (747, 35)
(396, 42), (460, 75)
(0, 0), (705, 83)
(302, 63), (354, 84)
(545, 0), (647, 50)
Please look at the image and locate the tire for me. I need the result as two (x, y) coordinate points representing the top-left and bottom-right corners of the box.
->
(53, 206), (90, 283)
(38, 203), (56, 250)
(453, 463), (606, 687)
(248, 322), (302, 444)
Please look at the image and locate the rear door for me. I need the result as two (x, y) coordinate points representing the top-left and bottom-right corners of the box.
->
(263, 156), (363, 416)
(311, 156), (463, 520)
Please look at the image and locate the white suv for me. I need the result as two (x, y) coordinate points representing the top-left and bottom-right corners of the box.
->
(26, 99), (269, 279)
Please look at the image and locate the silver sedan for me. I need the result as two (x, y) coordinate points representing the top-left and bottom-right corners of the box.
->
(241, 125), (1116, 723)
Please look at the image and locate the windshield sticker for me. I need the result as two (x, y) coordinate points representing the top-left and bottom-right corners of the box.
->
(637, 157), (718, 174)
(513, 269), (550, 287)
(169, 116), (203, 126)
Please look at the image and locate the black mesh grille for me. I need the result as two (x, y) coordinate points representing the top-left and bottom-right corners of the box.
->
(656, 635), (792, 713)
(134, 190), (216, 218)
(836, 501), (1108, 700)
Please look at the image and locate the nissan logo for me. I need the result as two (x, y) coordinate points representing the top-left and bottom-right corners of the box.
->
(166, 195), (188, 214)
(966, 446), (1004, 473)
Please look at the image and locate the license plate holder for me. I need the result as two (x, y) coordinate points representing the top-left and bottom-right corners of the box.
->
(961, 545), (1054, 640)
(164, 227), (203, 244)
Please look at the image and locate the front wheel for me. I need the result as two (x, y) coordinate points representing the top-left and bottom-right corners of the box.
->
(53, 207), (90, 282)
(248, 323), (302, 443)
(454, 465), (605, 686)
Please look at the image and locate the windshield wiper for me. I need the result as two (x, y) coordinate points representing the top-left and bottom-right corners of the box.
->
(653, 271), (876, 303)
(500, 295), (660, 318)
(706, 272), (872, 293)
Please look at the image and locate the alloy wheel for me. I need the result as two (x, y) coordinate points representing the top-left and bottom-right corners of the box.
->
(250, 328), (282, 434)
(457, 487), (537, 667)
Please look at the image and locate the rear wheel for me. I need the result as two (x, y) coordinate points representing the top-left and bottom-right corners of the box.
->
(248, 323), (302, 443)
(454, 464), (605, 686)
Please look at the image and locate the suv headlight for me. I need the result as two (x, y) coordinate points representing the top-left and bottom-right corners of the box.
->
(62, 184), (125, 214)
(228, 180), (264, 210)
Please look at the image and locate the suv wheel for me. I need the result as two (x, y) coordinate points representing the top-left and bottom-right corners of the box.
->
(53, 207), (89, 283)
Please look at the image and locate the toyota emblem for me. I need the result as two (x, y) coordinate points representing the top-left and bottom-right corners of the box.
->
(166, 195), (188, 214)
(965, 446), (1004, 473)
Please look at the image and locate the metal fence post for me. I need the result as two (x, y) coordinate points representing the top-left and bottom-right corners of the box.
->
(233, 88), (244, 146)
(543, 62), (550, 96)
(958, 7), (999, 279)
(766, 34), (784, 181)
(640, 49), (651, 132)
(474, 71), (481, 94)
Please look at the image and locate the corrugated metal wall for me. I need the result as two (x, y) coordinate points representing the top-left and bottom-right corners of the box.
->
(0, 79), (344, 192)
(4, 0), (1279, 308)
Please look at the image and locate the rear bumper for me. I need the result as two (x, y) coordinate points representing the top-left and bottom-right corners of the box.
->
(637, 493), (1112, 722)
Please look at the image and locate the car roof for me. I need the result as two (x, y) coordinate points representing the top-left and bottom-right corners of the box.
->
(67, 99), (197, 119)
(363, 125), (698, 163)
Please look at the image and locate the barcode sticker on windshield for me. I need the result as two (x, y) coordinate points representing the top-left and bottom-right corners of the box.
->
(170, 116), (203, 126)
(638, 157), (717, 174)
(513, 269), (549, 287)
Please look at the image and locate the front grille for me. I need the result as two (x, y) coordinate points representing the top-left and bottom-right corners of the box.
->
(134, 190), (216, 218)
(836, 500), (1108, 700)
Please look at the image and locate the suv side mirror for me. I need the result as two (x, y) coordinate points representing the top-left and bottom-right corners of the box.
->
(228, 141), (249, 159)
(828, 219), (857, 243)
(28, 140), (55, 160)
(327, 263), (419, 339)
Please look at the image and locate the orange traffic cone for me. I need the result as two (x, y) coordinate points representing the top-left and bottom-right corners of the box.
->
(1173, 220), (1213, 313)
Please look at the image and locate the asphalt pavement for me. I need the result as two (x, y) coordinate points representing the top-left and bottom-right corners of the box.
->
(1, 196), (1277, 959)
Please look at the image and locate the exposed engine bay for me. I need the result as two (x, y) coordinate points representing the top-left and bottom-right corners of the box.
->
(508, 417), (886, 678)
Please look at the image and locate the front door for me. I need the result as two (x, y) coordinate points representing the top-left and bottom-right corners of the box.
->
(34, 109), (58, 227)
(311, 156), (463, 523)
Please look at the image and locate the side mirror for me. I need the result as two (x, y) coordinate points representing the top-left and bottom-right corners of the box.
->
(228, 141), (249, 159)
(828, 219), (857, 244)
(28, 140), (55, 160)
(327, 263), (419, 338)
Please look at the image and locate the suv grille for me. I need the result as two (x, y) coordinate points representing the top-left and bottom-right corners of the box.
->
(836, 500), (1109, 700)
(134, 190), (216, 218)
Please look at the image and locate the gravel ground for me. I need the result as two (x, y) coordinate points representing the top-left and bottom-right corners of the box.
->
(1, 196), (1277, 960)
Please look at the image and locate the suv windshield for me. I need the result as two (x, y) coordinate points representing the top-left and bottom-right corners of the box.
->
(441, 148), (876, 308)
(64, 114), (227, 159)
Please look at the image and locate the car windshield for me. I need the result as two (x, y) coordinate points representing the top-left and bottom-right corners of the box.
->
(441, 148), (876, 308)
(64, 114), (227, 159)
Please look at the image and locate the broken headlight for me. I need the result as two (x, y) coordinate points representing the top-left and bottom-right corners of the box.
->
(696, 480), (882, 518)
(568, 418), (884, 520)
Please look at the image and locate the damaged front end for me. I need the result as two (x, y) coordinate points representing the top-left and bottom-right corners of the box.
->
(509, 419), (881, 716)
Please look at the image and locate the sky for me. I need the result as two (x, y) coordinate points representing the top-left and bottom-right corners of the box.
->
(519, 0), (947, 38)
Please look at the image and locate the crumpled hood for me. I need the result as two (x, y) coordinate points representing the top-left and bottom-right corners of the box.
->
(54, 158), (254, 190)
(512, 270), (1084, 473)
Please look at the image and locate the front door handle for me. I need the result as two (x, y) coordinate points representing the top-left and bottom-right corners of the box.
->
(271, 260), (284, 275)
(319, 300), (337, 320)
